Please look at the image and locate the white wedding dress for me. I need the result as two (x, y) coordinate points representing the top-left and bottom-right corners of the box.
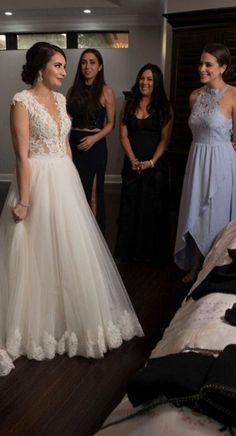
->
(0, 90), (143, 376)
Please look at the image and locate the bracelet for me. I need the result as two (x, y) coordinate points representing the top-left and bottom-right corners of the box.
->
(18, 201), (29, 208)
(149, 159), (154, 168)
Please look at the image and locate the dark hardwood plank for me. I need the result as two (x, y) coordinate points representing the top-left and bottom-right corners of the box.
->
(0, 183), (188, 436)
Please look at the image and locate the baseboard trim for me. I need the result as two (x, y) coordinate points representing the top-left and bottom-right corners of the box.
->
(0, 174), (13, 182)
(0, 173), (121, 184)
(105, 174), (121, 184)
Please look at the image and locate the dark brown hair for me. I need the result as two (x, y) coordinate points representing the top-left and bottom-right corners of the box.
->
(202, 43), (231, 77)
(22, 41), (66, 85)
(67, 48), (105, 116)
(123, 63), (171, 126)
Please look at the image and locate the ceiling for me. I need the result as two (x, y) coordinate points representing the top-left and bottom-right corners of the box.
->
(0, 0), (164, 32)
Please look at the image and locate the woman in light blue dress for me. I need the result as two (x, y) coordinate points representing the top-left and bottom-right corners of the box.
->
(175, 43), (236, 283)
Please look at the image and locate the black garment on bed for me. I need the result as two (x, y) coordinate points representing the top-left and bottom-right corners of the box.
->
(225, 303), (236, 326)
(127, 351), (215, 407)
(114, 113), (170, 265)
(127, 345), (236, 428)
(187, 250), (236, 301)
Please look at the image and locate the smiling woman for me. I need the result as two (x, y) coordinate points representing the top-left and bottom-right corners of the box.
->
(115, 63), (173, 265)
(174, 42), (236, 283)
(0, 41), (143, 376)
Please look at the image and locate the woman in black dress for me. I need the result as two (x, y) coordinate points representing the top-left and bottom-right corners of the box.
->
(67, 49), (115, 234)
(115, 64), (173, 264)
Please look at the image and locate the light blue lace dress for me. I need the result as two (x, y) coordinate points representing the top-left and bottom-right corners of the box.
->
(175, 85), (236, 270)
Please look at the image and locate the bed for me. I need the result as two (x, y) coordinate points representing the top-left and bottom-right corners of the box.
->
(97, 219), (236, 436)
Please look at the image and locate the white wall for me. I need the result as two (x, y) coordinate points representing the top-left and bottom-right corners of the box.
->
(0, 25), (163, 179)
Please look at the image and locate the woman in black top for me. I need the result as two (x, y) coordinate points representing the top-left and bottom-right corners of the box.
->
(67, 49), (115, 234)
(115, 64), (173, 264)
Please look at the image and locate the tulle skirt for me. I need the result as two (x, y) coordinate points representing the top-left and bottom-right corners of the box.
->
(0, 155), (143, 375)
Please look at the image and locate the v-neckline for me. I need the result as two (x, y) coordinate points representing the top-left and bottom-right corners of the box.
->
(27, 90), (62, 135)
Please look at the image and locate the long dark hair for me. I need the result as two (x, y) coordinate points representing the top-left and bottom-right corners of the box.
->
(123, 63), (171, 125)
(67, 48), (105, 116)
(22, 42), (66, 85)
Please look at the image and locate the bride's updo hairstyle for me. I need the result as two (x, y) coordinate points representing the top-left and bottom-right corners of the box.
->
(22, 41), (66, 85)
(202, 42), (232, 78)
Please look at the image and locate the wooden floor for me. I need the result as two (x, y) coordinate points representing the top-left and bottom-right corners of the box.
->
(0, 182), (189, 436)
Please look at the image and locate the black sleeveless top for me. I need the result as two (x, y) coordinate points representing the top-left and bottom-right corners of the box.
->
(67, 100), (106, 130)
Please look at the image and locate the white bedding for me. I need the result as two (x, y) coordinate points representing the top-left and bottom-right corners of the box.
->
(98, 395), (232, 436)
(151, 292), (236, 358)
(152, 219), (236, 358)
(97, 219), (236, 436)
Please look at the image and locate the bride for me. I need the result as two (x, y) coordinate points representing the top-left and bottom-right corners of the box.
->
(0, 42), (143, 376)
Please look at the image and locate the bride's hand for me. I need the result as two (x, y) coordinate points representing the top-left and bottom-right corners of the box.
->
(11, 203), (28, 223)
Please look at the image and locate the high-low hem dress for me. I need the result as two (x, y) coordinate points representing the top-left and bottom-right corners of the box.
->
(174, 85), (236, 271)
(0, 90), (144, 376)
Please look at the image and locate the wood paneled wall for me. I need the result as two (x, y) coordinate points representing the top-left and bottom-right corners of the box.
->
(164, 7), (236, 210)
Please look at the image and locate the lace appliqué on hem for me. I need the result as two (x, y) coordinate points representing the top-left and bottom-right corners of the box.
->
(0, 350), (15, 376)
(0, 310), (142, 375)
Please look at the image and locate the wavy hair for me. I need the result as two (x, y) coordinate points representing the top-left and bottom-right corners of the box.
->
(67, 48), (105, 116)
(123, 63), (171, 125)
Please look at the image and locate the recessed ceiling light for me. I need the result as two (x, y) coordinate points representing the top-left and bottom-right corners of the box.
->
(83, 9), (91, 14)
(5, 11), (13, 16)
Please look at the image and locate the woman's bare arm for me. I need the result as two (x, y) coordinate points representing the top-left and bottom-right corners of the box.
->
(119, 101), (140, 171)
(10, 102), (30, 221)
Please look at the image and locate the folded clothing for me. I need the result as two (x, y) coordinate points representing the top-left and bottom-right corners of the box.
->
(225, 303), (236, 326)
(187, 249), (236, 301)
(127, 345), (236, 427)
(127, 352), (215, 407)
(200, 344), (236, 427)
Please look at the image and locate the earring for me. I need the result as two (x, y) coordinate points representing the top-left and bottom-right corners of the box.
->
(37, 71), (43, 83)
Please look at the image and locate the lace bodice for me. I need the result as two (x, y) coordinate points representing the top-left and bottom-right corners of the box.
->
(189, 86), (232, 145)
(12, 90), (71, 158)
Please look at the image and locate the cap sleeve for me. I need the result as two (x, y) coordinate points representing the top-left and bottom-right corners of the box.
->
(11, 91), (29, 110)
